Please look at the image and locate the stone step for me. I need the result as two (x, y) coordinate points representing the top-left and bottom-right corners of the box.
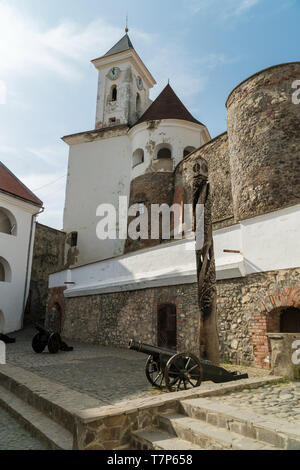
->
(131, 429), (203, 451)
(0, 385), (73, 450)
(0, 364), (101, 434)
(158, 413), (278, 450)
(180, 398), (300, 450)
(0, 365), (76, 433)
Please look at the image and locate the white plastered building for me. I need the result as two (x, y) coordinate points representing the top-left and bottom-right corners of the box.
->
(62, 34), (210, 267)
(0, 162), (43, 334)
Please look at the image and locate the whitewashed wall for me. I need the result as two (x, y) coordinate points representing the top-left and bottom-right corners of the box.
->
(129, 120), (206, 179)
(63, 135), (132, 266)
(0, 192), (39, 333)
(50, 204), (300, 298)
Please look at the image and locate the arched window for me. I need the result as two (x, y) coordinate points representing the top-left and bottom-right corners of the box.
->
(157, 148), (172, 159)
(0, 208), (17, 235)
(132, 148), (144, 167)
(156, 145), (172, 159)
(0, 257), (12, 282)
(136, 93), (142, 115)
(111, 85), (117, 102)
(183, 146), (196, 158)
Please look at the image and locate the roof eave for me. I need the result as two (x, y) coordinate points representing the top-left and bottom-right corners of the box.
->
(129, 118), (206, 133)
(91, 49), (156, 89)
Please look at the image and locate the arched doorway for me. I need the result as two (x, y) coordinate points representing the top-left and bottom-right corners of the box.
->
(280, 307), (300, 332)
(157, 304), (177, 350)
(48, 302), (62, 334)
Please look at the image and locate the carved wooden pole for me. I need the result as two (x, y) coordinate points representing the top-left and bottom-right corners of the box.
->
(192, 158), (220, 365)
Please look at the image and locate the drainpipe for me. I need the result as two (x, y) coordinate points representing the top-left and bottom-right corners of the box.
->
(21, 206), (45, 326)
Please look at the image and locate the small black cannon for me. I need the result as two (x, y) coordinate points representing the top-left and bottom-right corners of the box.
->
(129, 340), (248, 392)
(32, 324), (73, 354)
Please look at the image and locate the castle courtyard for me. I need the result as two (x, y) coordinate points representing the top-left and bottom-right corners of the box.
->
(0, 328), (300, 450)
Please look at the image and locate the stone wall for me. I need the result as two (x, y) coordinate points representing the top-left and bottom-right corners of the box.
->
(61, 283), (201, 355)
(125, 172), (175, 253)
(227, 62), (300, 221)
(59, 267), (300, 369)
(25, 223), (66, 324)
(175, 132), (234, 230)
(217, 267), (300, 368)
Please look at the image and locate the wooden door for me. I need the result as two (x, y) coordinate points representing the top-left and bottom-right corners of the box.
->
(157, 304), (177, 350)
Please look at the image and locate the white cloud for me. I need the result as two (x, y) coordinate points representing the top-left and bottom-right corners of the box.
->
(186, 0), (261, 19)
(27, 144), (67, 168)
(149, 46), (207, 104)
(0, 2), (130, 80)
(195, 53), (239, 69)
(0, 80), (6, 104)
(21, 172), (67, 229)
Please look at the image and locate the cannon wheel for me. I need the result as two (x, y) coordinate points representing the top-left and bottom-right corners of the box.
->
(48, 333), (61, 354)
(32, 333), (48, 354)
(145, 355), (165, 389)
(165, 352), (202, 392)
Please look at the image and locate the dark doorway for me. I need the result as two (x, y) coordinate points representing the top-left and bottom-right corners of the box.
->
(49, 303), (63, 334)
(157, 304), (177, 350)
(280, 307), (300, 333)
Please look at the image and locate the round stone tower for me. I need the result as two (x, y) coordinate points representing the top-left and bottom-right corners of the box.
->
(125, 84), (210, 253)
(226, 62), (300, 221)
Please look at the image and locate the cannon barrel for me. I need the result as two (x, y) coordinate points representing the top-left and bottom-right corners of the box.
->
(129, 339), (177, 358)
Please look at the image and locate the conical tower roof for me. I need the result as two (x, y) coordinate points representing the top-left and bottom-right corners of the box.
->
(133, 84), (203, 127)
(102, 34), (134, 58)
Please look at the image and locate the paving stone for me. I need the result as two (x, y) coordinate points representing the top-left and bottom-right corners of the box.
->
(0, 405), (48, 450)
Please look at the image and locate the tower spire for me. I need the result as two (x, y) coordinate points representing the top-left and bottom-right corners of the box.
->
(125, 14), (129, 33)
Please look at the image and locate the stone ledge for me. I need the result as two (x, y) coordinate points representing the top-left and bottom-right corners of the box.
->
(75, 376), (283, 424)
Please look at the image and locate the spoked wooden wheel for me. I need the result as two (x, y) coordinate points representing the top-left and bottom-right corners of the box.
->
(165, 352), (202, 392)
(145, 355), (165, 389)
(32, 333), (48, 354)
(48, 333), (61, 354)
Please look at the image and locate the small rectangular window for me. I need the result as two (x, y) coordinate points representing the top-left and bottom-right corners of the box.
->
(70, 232), (78, 247)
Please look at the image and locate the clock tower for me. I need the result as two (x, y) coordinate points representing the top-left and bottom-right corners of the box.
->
(92, 34), (156, 129)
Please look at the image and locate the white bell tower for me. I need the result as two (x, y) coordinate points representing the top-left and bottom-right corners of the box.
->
(92, 33), (156, 129)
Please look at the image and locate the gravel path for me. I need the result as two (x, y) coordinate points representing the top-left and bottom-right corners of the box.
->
(208, 381), (300, 422)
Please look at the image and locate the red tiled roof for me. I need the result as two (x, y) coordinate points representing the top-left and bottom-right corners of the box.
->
(133, 84), (204, 127)
(0, 162), (43, 207)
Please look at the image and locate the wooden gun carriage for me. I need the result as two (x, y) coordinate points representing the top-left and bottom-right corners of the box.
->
(129, 340), (248, 392)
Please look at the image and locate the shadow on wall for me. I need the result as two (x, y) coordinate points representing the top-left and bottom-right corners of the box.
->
(0, 310), (5, 334)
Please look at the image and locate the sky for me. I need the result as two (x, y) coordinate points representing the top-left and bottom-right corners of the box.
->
(0, 0), (299, 229)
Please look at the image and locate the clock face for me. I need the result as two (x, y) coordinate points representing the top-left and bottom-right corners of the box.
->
(136, 76), (143, 90)
(108, 67), (121, 80)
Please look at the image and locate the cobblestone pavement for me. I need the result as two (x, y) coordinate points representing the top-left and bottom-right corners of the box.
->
(0, 406), (48, 450)
(5, 327), (157, 405)
(208, 382), (300, 423)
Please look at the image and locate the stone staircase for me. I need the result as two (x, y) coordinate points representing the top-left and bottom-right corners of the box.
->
(132, 397), (300, 450)
(0, 365), (82, 450)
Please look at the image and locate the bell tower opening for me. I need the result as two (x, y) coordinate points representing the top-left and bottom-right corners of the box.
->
(92, 33), (156, 129)
(111, 85), (117, 102)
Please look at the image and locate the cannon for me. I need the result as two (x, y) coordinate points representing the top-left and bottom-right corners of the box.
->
(129, 340), (248, 392)
(32, 324), (73, 354)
